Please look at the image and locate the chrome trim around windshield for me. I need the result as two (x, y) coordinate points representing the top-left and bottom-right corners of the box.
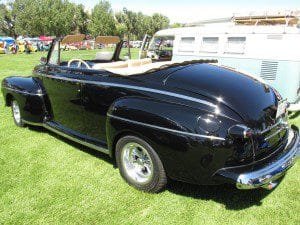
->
(107, 114), (225, 141)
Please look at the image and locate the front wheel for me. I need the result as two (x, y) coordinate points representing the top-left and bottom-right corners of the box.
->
(116, 136), (167, 193)
(11, 99), (25, 127)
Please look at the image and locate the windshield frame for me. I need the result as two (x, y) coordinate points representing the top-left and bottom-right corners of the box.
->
(46, 38), (125, 67)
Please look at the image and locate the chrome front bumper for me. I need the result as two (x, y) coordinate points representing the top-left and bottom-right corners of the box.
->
(218, 128), (299, 190)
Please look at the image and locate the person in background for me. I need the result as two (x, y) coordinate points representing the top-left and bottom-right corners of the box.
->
(16, 42), (19, 53)
(11, 42), (17, 54)
(24, 41), (30, 54)
(40, 42), (44, 51)
(4, 41), (8, 54)
(36, 41), (40, 51)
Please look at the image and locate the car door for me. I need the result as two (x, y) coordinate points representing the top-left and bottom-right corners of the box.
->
(80, 73), (116, 145)
(42, 40), (87, 135)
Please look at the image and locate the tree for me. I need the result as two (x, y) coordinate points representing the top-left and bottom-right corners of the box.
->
(115, 22), (127, 38)
(73, 4), (89, 34)
(88, 0), (116, 37)
(150, 13), (170, 34)
(0, 3), (17, 37)
(0, 0), (170, 39)
(118, 8), (141, 58)
(171, 23), (183, 28)
(11, 0), (79, 36)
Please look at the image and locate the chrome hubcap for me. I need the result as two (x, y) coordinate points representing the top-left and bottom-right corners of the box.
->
(12, 101), (21, 124)
(121, 142), (153, 184)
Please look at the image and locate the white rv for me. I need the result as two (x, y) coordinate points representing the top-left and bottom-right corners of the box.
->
(140, 23), (300, 111)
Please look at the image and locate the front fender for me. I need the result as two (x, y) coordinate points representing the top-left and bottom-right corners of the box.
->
(1, 76), (47, 124)
(106, 96), (237, 184)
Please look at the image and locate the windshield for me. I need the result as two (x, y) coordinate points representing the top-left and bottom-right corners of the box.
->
(148, 36), (174, 51)
(58, 41), (136, 65)
(59, 40), (119, 62)
(47, 38), (141, 69)
(147, 35), (174, 61)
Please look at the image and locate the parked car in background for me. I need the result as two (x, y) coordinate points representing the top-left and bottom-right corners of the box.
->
(17, 40), (37, 53)
(0, 37), (15, 45)
(2, 34), (299, 193)
(0, 37), (15, 53)
(140, 23), (300, 111)
(0, 41), (5, 54)
(130, 40), (143, 48)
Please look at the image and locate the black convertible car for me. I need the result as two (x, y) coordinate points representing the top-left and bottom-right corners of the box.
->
(2, 35), (299, 192)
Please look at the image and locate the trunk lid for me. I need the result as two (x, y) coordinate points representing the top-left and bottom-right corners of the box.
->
(164, 64), (278, 128)
(164, 63), (288, 163)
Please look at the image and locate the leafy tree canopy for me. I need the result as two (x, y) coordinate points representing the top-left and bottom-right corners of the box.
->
(88, 0), (116, 37)
(0, 0), (170, 39)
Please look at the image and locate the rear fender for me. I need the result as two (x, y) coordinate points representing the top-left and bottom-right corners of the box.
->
(106, 96), (235, 184)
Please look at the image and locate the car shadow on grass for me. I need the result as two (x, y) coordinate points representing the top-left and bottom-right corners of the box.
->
(166, 179), (275, 210)
(29, 125), (274, 210)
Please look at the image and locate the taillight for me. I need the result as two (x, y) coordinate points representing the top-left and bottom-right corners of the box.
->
(228, 124), (253, 139)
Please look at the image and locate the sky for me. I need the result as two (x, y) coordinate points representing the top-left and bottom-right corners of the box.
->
(71, 0), (300, 23)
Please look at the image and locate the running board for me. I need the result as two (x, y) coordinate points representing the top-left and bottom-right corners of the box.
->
(22, 119), (109, 155)
(44, 123), (110, 155)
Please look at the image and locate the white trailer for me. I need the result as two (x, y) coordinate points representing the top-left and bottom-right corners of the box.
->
(140, 23), (300, 111)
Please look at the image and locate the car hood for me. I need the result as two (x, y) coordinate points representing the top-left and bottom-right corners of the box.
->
(164, 64), (278, 128)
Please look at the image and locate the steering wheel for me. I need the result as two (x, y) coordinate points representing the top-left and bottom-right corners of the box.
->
(67, 59), (91, 69)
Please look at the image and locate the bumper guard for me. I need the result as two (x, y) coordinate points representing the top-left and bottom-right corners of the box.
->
(217, 128), (299, 190)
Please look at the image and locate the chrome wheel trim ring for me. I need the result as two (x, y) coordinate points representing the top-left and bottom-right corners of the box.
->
(121, 142), (154, 184)
(12, 100), (21, 124)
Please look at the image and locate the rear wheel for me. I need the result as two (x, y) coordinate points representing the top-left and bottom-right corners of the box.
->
(11, 99), (25, 127)
(116, 135), (167, 193)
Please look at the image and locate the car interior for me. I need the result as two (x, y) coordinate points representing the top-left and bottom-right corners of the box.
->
(59, 34), (175, 76)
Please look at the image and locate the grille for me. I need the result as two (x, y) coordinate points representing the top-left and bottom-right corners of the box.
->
(260, 61), (278, 81)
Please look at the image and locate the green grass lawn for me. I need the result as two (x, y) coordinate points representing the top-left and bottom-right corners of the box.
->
(0, 51), (299, 225)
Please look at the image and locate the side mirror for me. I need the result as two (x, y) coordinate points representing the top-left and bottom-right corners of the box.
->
(40, 57), (47, 65)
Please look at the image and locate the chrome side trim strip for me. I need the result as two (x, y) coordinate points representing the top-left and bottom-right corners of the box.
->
(260, 119), (283, 134)
(43, 124), (110, 155)
(4, 87), (44, 96)
(22, 119), (43, 126)
(107, 114), (225, 141)
(264, 126), (287, 141)
(41, 74), (216, 108)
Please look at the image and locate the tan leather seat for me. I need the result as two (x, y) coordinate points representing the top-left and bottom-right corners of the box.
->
(128, 58), (152, 67)
(128, 59), (142, 67)
(93, 61), (128, 69)
(141, 58), (152, 65)
(93, 58), (152, 70)
(105, 61), (173, 76)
